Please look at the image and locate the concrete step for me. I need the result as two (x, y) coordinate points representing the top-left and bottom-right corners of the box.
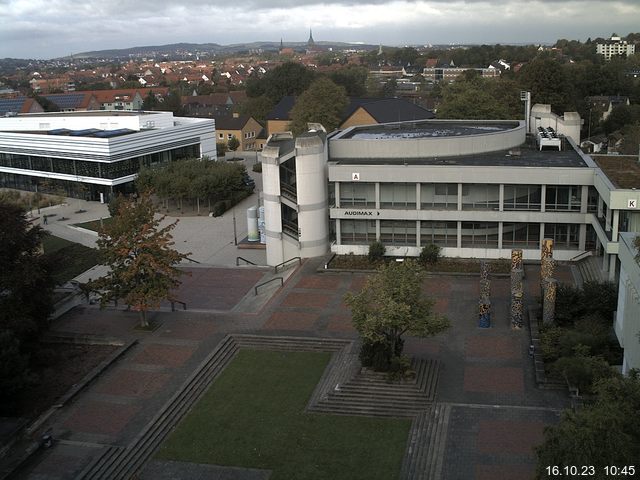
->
(311, 403), (424, 418)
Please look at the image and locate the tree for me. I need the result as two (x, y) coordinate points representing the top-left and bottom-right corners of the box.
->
(289, 77), (348, 135)
(141, 90), (160, 110)
(517, 57), (574, 112)
(90, 194), (189, 327)
(535, 373), (640, 478)
(329, 66), (369, 97)
(227, 135), (240, 152)
(344, 260), (450, 371)
(437, 76), (521, 119)
(0, 202), (53, 412)
(246, 62), (316, 103)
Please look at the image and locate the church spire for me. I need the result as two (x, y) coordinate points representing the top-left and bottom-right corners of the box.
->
(307, 29), (315, 46)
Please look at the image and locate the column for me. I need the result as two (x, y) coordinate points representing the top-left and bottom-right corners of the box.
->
(457, 221), (462, 249)
(605, 205), (612, 231)
(543, 279), (557, 325)
(612, 210), (620, 240)
(416, 220), (421, 247)
(580, 185), (589, 214)
(540, 184), (546, 213)
(579, 224), (587, 251)
(416, 183), (421, 210)
(335, 219), (341, 245)
(375, 182), (380, 209)
(498, 222), (503, 250)
(457, 183), (463, 211)
(609, 255), (617, 281)
(335, 182), (341, 208)
(499, 184), (504, 212)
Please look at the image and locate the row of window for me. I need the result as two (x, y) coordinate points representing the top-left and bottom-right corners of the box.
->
(337, 183), (596, 212)
(0, 145), (199, 180)
(339, 220), (582, 249)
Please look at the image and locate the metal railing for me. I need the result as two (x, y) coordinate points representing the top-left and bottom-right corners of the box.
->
(236, 256), (257, 266)
(274, 256), (301, 273)
(171, 300), (187, 311)
(569, 250), (592, 262)
(254, 277), (283, 295)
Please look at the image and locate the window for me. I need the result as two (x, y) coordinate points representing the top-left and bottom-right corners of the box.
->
(227, 133), (233, 140)
(340, 220), (376, 244)
(218, 133), (223, 139)
(503, 185), (541, 211)
(339, 182), (375, 207)
(461, 222), (499, 248)
(502, 223), (540, 248)
(380, 220), (416, 246)
(462, 184), (499, 210)
(421, 183), (457, 210)
(546, 186), (581, 211)
(380, 183), (416, 209)
(544, 223), (579, 249)
(420, 221), (457, 247)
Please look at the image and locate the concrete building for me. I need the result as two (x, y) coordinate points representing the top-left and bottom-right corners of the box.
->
(596, 36), (636, 60)
(0, 110), (215, 201)
(259, 117), (640, 281)
(615, 232), (640, 374)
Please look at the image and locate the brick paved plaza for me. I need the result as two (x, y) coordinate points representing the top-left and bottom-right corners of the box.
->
(14, 259), (573, 479)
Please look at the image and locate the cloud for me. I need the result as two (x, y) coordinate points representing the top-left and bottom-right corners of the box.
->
(0, 0), (638, 58)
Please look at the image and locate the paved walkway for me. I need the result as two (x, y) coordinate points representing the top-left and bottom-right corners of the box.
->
(11, 256), (573, 480)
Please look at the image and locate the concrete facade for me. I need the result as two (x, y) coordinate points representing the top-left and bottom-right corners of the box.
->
(259, 118), (639, 276)
(615, 233), (640, 374)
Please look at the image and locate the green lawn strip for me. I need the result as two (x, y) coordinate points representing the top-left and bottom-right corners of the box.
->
(157, 350), (410, 480)
(42, 235), (98, 284)
(73, 216), (113, 232)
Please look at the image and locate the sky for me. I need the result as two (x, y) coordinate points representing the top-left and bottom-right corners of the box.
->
(1, 0), (639, 59)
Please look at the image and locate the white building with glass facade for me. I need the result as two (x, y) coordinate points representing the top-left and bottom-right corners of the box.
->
(615, 232), (640, 374)
(260, 118), (640, 281)
(0, 111), (216, 201)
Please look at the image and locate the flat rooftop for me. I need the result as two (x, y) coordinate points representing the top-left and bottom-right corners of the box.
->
(593, 155), (640, 189)
(9, 110), (157, 118)
(330, 140), (588, 168)
(338, 120), (519, 140)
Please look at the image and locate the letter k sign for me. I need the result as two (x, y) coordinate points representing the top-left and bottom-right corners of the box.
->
(629, 199), (637, 209)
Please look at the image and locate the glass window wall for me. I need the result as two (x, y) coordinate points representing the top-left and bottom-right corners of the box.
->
(545, 186), (581, 211)
(462, 184), (500, 210)
(340, 220), (377, 244)
(502, 222), (540, 248)
(380, 183), (416, 209)
(380, 220), (417, 246)
(461, 222), (499, 248)
(503, 185), (541, 211)
(339, 182), (376, 208)
(421, 183), (457, 210)
(420, 221), (457, 247)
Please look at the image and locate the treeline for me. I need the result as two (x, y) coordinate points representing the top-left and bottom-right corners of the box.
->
(136, 159), (252, 216)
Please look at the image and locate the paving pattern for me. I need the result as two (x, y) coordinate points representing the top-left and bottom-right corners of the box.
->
(12, 259), (574, 480)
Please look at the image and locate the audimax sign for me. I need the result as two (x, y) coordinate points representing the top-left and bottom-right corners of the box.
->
(344, 210), (380, 216)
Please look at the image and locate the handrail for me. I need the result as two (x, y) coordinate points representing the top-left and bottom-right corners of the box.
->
(236, 256), (257, 266)
(569, 250), (592, 262)
(274, 256), (301, 273)
(171, 300), (187, 311)
(185, 256), (202, 264)
(254, 277), (283, 295)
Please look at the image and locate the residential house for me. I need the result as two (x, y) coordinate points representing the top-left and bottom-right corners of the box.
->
(0, 97), (44, 116)
(214, 114), (263, 151)
(265, 96), (435, 137)
(587, 96), (630, 122)
(42, 92), (100, 112)
(596, 36), (636, 60)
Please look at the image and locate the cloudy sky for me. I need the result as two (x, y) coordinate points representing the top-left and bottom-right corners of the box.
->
(1, 0), (639, 59)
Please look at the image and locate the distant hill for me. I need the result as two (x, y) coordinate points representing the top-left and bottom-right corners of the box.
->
(71, 41), (378, 59)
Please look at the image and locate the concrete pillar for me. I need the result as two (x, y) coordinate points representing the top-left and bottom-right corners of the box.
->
(375, 182), (380, 209)
(597, 196), (603, 219)
(580, 185), (589, 214)
(416, 220), (421, 247)
(540, 184), (546, 213)
(416, 183), (421, 210)
(457, 183), (463, 211)
(261, 147), (285, 267)
(609, 254), (617, 281)
(605, 205), (612, 231)
(499, 184), (504, 212)
(612, 210), (620, 240)
(376, 219), (380, 241)
(539, 223), (545, 249)
(335, 182), (340, 208)
(335, 219), (341, 245)
(498, 222), (503, 249)
(457, 221), (462, 249)
(579, 224), (587, 251)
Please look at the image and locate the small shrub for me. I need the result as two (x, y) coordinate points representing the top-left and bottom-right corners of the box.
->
(551, 352), (617, 393)
(368, 240), (385, 262)
(252, 162), (262, 173)
(419, 243), (441, 265)
(108, 194), (126, 217)
(211, 201), (227, 217)
(540, 326), (566, 363)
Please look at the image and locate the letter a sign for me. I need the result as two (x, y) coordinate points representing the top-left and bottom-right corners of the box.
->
(352, 172), (360, 181)
(629, 199), (637, 209)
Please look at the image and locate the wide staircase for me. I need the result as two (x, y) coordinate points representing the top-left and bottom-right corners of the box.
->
(575, 255), (604, 285)
(309, 358), (440, 418)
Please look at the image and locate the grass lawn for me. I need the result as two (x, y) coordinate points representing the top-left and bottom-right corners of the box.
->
(73, 216), (113, 232)
(156, 350), (411, 480)
(42, 235), (98, 284)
